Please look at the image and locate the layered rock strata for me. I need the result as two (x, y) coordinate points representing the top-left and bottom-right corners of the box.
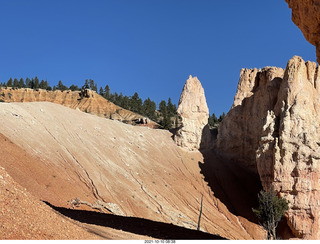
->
(174, 75), (210, 151)
(0, 87), (158, 127)
(216, 56), (320, 239)
(285, 0), (320, 63)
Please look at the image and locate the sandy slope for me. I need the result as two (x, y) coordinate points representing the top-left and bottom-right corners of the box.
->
(0, 102), (264, 239)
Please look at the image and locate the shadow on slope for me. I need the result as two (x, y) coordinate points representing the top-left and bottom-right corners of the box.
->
(43, 201), (226, 240)
(198, 149), (262, 223)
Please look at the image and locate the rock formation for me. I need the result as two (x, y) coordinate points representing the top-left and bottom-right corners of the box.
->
(174, 75), (210, 151)
(216, 67), (285, 173)
(285, 0), (320, 63)
(0, 87), (158, 128)
(216, 56), (320, 239)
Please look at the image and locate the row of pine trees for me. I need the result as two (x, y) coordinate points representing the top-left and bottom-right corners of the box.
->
(0, 77), (225, 129)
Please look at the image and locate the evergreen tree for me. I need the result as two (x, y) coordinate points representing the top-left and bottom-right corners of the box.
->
(87, 79), (97, 92)
(218, 112), (226, 122)
(104, 85), (110, 100)
(25, 78), (31, 88)
(19, 78), (25, 88)
(69, 84), (79, 91)
(142, 97), (156, 120)
(99, 87), (104, 96)
(83, 79), (89, 89)
(158, 100), (172, 129)
(130, 92), (143, 114)
(30, 78), (35, 89)
(159, 100), (167, 116)
(39, 80), (46, 89)
(7, 78), (13, 87)
(208, 113), (219, 127)
(121, 95), (130, 110)
(115, 92), (124, 106)
(253, 189), (289, 240)
(34, 76), (40, 89)
(13, 78), (19, 88)
(167, 98), (176, 117)
(57, 80), (67, 91)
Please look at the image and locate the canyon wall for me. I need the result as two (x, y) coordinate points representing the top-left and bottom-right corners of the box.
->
(216, 56), (320, 239)
(285, 0), (320, 63)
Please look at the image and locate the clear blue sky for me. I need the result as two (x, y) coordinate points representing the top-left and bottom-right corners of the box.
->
(0, 0), (316, 116)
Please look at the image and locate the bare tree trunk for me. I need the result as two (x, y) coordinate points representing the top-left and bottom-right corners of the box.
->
(197, 194), (204, 231)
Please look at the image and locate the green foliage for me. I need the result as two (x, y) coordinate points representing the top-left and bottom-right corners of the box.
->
(218, 112), (226, 122)
(57, 80), (68, 91)
(142, 98), (156, 121)
(2, 75), (179, 130)
(7, 78), (13, 87)
(252, 189), (289, 240)
(208, 112), (226, 128)
(69, 84), (79, 91)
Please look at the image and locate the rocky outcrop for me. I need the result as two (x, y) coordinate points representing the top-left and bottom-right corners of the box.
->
(285, 0), (320, 63)
(216, 67), (284, 173)
(216, 56), (320, 239)
(174, 75), (210, 151)
(0, 87), (158, 127)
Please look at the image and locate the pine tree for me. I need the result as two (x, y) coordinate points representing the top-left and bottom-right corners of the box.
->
(130, 92), (143, 114)
(84, 79), (89, 89)
(57, 80), (67, 91)
(25, 78), (31, 88)
(99, 87), (104, 96)
(34, 76), (39, 89)
(253, 189), (289, 240)
(218, 112), (226, 122)
(142, 97), (156, 121)
(13, 78), (19, 88)
(39, 80), (46, 89)
(7, 78), (13, 87)
(208, 113), (219, 127)
(19, 78), (25, 88)
(121, 95), (130, 110)
(104, 85), (110, 100)
(69, 84), (79, 91)
(167, 98), (176, 117)
(88, 79), (97, 92)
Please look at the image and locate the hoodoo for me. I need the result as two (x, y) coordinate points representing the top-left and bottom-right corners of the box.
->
(216, 56), (320, 239)
(174, 75), (210, 151)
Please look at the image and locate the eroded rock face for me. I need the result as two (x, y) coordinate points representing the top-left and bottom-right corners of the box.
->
(285, 0), (320, 63)
(216, 56), (320, 239)
(216, 67), (284, 173)
(174, 75), (209, 151)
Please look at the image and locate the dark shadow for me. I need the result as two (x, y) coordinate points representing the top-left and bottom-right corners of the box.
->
(197, 71), (284, 224)
(43, 201), (226, 240)
(198, 149), (263, 224)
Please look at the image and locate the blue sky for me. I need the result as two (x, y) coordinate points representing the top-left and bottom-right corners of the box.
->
(0, 0), (316, 116)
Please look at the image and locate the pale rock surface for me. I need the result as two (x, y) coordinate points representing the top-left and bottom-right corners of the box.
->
(216, 66), (284, 173)
(0, 101), (264, 240)
(174, 75), (210, 151)
(216, 56), (320, 239)
(285, 0), (320, 63)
